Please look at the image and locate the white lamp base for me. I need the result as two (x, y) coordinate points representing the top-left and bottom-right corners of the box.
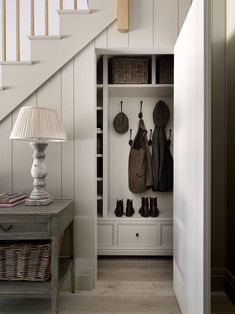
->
(25, 141), (53, 206)
(25, 197), (53, 206)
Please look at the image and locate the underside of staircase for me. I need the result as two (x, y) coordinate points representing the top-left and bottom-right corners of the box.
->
(0, 0), (116, 122)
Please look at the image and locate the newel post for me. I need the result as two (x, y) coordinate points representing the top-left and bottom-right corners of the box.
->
(117, 0), (129, 33)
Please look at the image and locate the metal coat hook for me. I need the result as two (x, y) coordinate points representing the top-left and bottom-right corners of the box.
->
(120, 101), (123, 112)
(138, 101), (143, 119)
(129, 129), (133, 146)
(148, 129), (153, 146)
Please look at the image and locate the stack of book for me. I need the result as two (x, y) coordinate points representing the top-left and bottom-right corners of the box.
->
(0, 193), (26, 207)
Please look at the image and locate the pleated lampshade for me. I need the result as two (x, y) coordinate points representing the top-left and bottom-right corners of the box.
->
(10, 107), (67, 142)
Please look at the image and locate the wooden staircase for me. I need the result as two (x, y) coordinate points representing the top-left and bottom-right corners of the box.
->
(0, 0), (116, 122)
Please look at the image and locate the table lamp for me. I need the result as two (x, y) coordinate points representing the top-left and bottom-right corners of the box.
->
(10, 106), (67, 206)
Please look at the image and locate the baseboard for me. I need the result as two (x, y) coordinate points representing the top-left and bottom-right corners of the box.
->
(225, 268), (235, 304)
(74, 258), (95, 291)
(211, 267), (225, 291)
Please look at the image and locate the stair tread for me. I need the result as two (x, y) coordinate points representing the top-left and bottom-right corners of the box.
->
(0, 61), (33, 65)
(57, 9), (90, 14)
(28, 35), (62, 40)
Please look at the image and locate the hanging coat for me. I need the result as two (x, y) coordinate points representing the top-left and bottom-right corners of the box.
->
(152, 101), (173, 192)
(129, 119), (153, 193)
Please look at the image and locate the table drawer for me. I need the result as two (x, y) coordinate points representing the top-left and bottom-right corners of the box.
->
(0, 222), (48, 234)
(117, 223), (157, 246)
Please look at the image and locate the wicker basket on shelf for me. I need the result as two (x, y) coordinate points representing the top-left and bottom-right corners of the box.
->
(110, 57), (151, 84)
(158, 55), (174, 84)
(0, 241), (51, 281)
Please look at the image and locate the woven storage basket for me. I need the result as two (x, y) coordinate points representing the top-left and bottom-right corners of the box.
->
(0, 241), (51, 281)
(158, 55), (174, 84)
(110, 57), (150, 84)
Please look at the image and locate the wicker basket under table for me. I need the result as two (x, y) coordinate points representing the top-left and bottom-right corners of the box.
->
(0, 241), (51, 281)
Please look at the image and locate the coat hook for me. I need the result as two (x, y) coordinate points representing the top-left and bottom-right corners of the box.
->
(148, 129), (153, 146)
(120, 101), (123, 113)
(129, 129), (133, 146)
(138, 101), (143, 119)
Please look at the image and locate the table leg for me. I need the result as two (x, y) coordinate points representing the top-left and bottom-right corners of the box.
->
(51, 236), (59, 314)
(70, 221), (75, 293)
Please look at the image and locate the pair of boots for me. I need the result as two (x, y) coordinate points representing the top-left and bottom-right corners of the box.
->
(139, 197), (159, 217)
(115, 199), (135, 217)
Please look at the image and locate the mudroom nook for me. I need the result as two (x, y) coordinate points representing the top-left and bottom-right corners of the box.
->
(96, 53), (174, 256)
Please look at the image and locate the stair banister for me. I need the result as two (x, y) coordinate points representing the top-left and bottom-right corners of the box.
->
(16, 0), (20, 61)
(45, 0), (49, 36)
(31, 0), (35, 36)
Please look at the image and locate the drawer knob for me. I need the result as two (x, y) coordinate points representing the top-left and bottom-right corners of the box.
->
(0, 224), (13, 232)
(136, 233), (139, 237)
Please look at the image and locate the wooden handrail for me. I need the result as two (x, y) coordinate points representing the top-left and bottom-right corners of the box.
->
(74, 0), (77, 10)
(45, 0), (49, 36)
(16, 0), (20, 61)
(2, 0), (6, 62)
(60, 0), (63, 10)
(31, 0), (35, 36)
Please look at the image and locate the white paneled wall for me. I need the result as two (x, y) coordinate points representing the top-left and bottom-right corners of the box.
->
(0, 0), (191, 290)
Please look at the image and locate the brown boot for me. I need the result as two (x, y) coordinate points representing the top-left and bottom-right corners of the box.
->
(114, 200), (124, 217)
(149, 197), (159, 217)
(139, 197), (149, 217)
(126, 199), (135, 217)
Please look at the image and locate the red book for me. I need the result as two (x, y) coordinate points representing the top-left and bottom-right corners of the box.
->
(0, 198), (26, 208)
(0, 193), (26, 204)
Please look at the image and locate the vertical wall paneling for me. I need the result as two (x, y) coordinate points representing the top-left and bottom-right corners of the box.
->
(6, 0), (16, 61)
(12, 94), (37, 194)
(154, 0), (178, 50)
(20, 0), (31, 61)
(107, 22), (129, 48)
(129, 0), (154, 48)
(2, 0), (6, 61)
(61, 59), (74, 199)
(0, 115), (12, 192)
(179, 0), (191, 32)
(35, 0), (45, 35)
(74, 41), (96, 289)
(95, 29), (108, 49)
(36, 72), (62, 199)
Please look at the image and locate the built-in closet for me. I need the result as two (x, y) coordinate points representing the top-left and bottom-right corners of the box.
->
(96, 52), (174, 256)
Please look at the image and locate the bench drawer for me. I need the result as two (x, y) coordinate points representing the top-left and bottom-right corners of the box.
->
(117, 223), (157, 246)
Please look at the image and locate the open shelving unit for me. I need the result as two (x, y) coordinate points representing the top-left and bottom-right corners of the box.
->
(96, 52), (174, 255)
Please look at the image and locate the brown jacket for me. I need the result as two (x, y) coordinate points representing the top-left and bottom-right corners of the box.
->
(129, 119), (153, 193)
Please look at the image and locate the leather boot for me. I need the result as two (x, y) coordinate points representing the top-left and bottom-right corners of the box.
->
(126, 199), (135, 217)
(114, 200), (124, 217)
(139, 197), (149, 217)
(149, 197), (159, 217)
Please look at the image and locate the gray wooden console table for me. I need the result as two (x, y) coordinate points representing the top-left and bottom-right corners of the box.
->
(0, 199), (74, 314)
